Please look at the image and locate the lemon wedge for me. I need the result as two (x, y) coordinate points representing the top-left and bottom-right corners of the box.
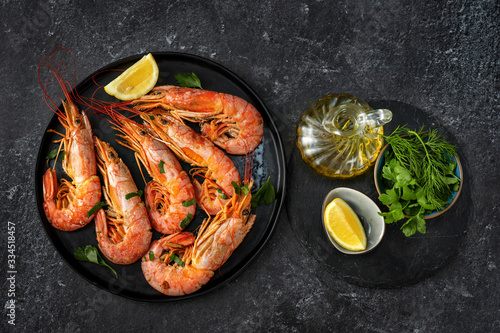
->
(104, 53), (159, 100)
(324, 198), (367, 251)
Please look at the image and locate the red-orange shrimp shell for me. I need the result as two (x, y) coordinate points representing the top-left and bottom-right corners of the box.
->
(132, 85), (264, 155)
(112, 113), (196, 234)
(94, 137), (152, 264)
(42, 101), (102, 231)
(39, 46), (102, 231)
(192, 181), (256, 271)
(141, 180), (256, 296)
(141, 238), (214, 296)
(142, 112), (241, 215)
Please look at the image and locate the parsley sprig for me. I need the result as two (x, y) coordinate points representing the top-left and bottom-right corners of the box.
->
(251, 177), (275, 208)
(175, 73), (202, 89)
(74, 245), (117, 279)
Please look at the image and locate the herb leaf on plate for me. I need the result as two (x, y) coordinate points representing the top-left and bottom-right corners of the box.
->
(46, 148), (58, 160)
(251, 176), (276, 208)
(74, 245), (118, 279)
(175, 72), (202, 89)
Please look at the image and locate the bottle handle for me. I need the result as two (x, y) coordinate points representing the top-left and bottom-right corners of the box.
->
(365, 109), (393, 128)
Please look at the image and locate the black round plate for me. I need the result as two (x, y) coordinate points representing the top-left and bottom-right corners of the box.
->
(287, 100), (471, 288)
(35, 52), (286, 301)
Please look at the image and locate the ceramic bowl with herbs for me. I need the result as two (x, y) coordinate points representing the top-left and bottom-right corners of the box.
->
(374, 126), (463, 237)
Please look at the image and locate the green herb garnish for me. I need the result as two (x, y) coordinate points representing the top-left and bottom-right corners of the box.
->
(125, 190), (143, 200)
(251, 176), (275, 208)
(180, 213), (193, 229)
(378, 126), (460, 236)
(74, 245), (117, 279)
(217, 188), (229, 199)
(46, 148), (65, 161)
(232, 181), (241, 196)
(169, 253), (185, 267)
(149, 251), (155, 261)
(175, 73), (202, 89)
(87, 201), (106, 218)
(232, 181), (250, 197)
(158, 160), (165, 174)
(182, 198), (196, 207)
(241, 183), (249, 195)
(46, 148), (58, 160)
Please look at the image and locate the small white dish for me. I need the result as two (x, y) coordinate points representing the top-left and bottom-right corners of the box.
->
(322, 187), (385, 255)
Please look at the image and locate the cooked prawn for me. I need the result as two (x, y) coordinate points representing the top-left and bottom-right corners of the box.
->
(111, 113), (196, 234)
(142, 111), (241, 215)
(192, 180), (256, 271)
(142, 179), (255, 296)
(39, 47), (101, 231)
(132, 85), (264, 155)
(141, 233), (214, 296)
(93, 137), (152, 265)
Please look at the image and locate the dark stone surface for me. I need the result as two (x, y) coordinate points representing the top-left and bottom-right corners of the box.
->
(1, 0), (498, 331)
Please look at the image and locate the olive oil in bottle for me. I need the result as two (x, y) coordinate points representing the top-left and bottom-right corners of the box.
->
(296, 94), (392, 178)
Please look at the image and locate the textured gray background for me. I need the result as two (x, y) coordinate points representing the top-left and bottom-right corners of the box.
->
(1, 0), (499, 332)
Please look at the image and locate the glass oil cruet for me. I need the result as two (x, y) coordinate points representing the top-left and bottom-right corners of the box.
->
(296, 94), (392, 178)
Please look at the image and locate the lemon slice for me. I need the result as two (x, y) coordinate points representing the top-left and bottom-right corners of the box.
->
(104, 53), (159, 100)
(324, 198), (367, 251)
